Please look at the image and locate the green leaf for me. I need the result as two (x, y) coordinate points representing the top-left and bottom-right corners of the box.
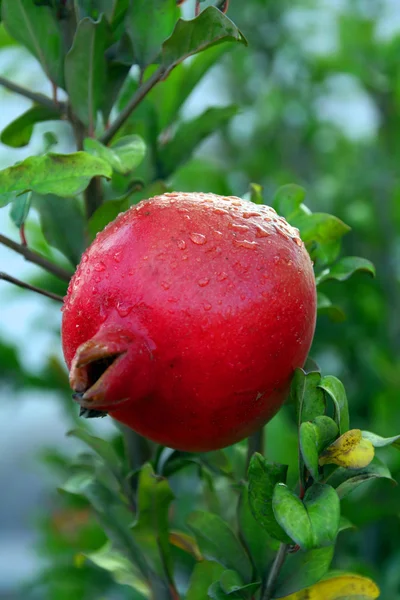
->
(0, 152), (112, 197)
(318, 376), (349, 435)
(187, 510), (252, 583)
(126, 0), (179, 69)
(273, 184), (306, 220)
(316, 257), (376, 285)
(89, 197), (129, 238)
(133, 464), (174, 579)
(10, 192), (31, 227)
(86, 542), (147, 591)
(162, 6), (247, 72)
(272, 483), (340, 551)
(33, 194), (86, 266)
(291, 212), (351, 245)
(67, 429), (122, 474)
(84, 135), (146, 174)
(65, 16), (107, 130)
(317, 292), (346, 322)
(159, 105), (237, 177)
(249, 183), (263, 205)
(220, 571), (260, 597)
(0, 106), (60, 148)
(2, 0), (64, 86)
(208, 579), (260, 600)
(300, 418), (339, 482)
(238, 483), (273, 578)
(247, 453), (290, 543)
(186, 561), (225, 600)
(362, 430), (400, 450)
(273, 546), (334, 598)
(325, 457), (396, 499)
(291, 369), (325, 427)
(102, 61), (131, 121)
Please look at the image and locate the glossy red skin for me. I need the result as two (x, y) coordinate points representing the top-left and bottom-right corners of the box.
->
(62, 192), (316, 451)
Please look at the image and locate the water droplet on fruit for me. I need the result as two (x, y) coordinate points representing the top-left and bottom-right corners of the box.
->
(116, 301), (133, 317)
(255, 226), (270, 238)
(242, 211), (261, 219)
(262, 291), (269, 299)
(189, 232), (207, 245)
(233, 239), (258, 249)
(293, 237), (303, 247)
(161, 281), (171, 290)
(217, 272), (228, 281)
(94, 261), (106, 272)
(94, 275), (101, 283)
(228, 222), (249, 232)
(214, 208), (228, 215)
(198, 277), (210, 287)
(274, 255), (280, 264)
(82, 255), (88, 263)
(113, 251), (122, 263)
(203, 302), (212, 311)
(177, 239), (186, 250)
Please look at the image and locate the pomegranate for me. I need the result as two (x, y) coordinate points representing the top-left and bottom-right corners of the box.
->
(62, 192), (316, 451)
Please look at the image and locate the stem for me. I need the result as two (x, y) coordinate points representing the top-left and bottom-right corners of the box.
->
(0, 233), (72, 281)
(246, 426), (265, 471)
(0, 272), (64, 302)
(0, 76), (64, 112)
(100, 67), (166, 145)
(262, 543), (289, 600)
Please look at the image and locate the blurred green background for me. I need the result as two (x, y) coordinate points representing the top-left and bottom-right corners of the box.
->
(0, 0), (399, 598)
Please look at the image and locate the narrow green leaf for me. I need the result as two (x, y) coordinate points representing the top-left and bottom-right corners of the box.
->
(273, 184), (306, 220)
(272, 484), (312, 549)
(291, 369), (325, 426)
(186, 561), (225, 600)
(2, 0), (64, 86)
(318, 376), (349, 435)
(162, 6), (247, 71)
(65, 16), (107, 130)
(0, 152), (112, 197)
(10, 192), (31, 227)
(247, 453), (290, 543)
(238, 484), (273, 578)
(362, 431), (400, 450)
(220, 570), (260, 597)
(326, 457), (396, 499)
(299, 422), (320, 481)
(291, 212), (351, 245)
(187, 510), (252, 583)
(126, 0), (179, 69)
(86, 542), (147, 591)
(317, 292), (346, 322)
(133, 464), (174, 580)
(102, 61), (131, 121)
(67, 428), (122, 473)
(0, 106), (60, 148)
(303, 483), (340, 548)
(159, 105), (237, 177)
(316, 257), (375, 285)
(249, 183), (263, 205)
(273, 546), (334, 598)
(33, 194), (86, 266)
(84, 135), (146, 174)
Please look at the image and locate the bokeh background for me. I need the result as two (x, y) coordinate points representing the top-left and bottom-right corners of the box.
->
(1, 0), (400, 598)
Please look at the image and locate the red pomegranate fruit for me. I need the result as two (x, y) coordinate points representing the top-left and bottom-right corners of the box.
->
(62, 192), (316, 451)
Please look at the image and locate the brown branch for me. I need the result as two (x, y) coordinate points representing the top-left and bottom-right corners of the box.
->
(0, 272), (64, 302)
(0, 233), (72, 282)
(100, 67), (166, 145)
(0, 76), (65, 113)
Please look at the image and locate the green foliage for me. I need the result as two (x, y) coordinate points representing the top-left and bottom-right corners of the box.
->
(0, 105), (60, 147)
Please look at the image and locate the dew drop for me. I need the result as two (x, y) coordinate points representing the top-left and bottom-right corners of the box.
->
(274, 255), (280, 264)
(177, 239), (186, 250)
(116, 302), (133, 317)
(198, 277), (210, 287)
(82, 254), (88, 263)
(217, 271), (228, 281)
(293, 237), (303, 247)
(233, 239), (258, 249)
(94, 261), (106, 272)
(189, 232), (207, 245)
(203, 302), (212, 311)
(242, 211), (261, 219)
(113, 251), (122, 263)
(161, 281), (171, 290)
(262, 291), (269, 299)
(255, 226), (270, 238)
(228, 222), (249, 232)
(214, 208), (228, 215)
(94, 275), (101, 283)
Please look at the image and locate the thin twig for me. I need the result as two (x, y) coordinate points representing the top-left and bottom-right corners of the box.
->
(100, 67), (166, 145)
(0, 76), (64, 113)
(0, 272), (64, 302)
(0, 233), (72, 282)
(263, 544), (289, 600)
